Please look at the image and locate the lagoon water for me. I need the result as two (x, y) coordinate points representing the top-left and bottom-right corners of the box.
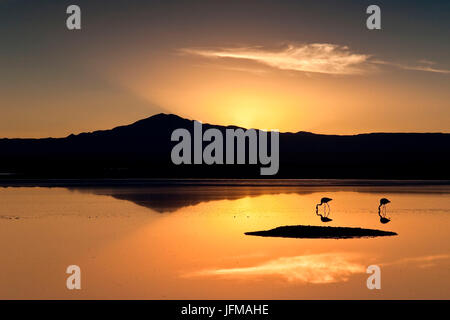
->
(0, 181), (449, 299)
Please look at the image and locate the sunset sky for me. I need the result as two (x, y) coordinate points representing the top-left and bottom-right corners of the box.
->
(1, 0), (449, 137)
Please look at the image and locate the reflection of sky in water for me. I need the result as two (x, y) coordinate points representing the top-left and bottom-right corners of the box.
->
(1, 185), (450, 299)
(187, 253), (365, 283)
(188, 253), (450, 284)
(382, 254), (450, 269)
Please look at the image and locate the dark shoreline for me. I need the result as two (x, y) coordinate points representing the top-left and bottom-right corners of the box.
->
(0, 178), (450, 188)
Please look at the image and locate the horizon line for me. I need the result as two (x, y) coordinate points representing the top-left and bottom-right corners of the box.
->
(1, 112), (449, 140)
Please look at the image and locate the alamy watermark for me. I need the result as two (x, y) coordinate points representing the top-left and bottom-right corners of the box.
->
(170, 121), (279, 175)
(65, 5), (380, 31)
(366, 5), (381, 30)
(66, 5), (81, 30)
(66, 265), (81, 290)
(366, 265), (381, 289)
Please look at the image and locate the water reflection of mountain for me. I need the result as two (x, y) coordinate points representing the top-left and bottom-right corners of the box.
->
(63, 181), (450, 213)
(68, 186), (314, 213)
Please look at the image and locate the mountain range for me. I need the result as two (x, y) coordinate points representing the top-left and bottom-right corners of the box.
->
(0, 113), (449, 179)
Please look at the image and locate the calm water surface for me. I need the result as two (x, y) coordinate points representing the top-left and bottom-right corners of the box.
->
(0, 182), (449, 299)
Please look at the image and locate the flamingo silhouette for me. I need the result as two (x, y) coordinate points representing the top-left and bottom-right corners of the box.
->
(316, 197), (333, 222)
(378, 198), (391, 224)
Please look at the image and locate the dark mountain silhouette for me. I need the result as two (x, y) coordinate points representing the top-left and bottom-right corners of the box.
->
(0, 113), (449, 179)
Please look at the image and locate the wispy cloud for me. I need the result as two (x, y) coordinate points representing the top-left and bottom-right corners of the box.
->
(182, 43), (371, 75)
(182, 43), (449, 76)
(373, 60), (450, 74)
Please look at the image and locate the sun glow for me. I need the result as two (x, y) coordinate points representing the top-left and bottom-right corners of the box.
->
(216, 93), (290, 130)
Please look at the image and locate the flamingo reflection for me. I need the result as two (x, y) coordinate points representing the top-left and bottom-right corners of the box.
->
(316, 197), (333, 222)
(378, 198), (391, 224)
